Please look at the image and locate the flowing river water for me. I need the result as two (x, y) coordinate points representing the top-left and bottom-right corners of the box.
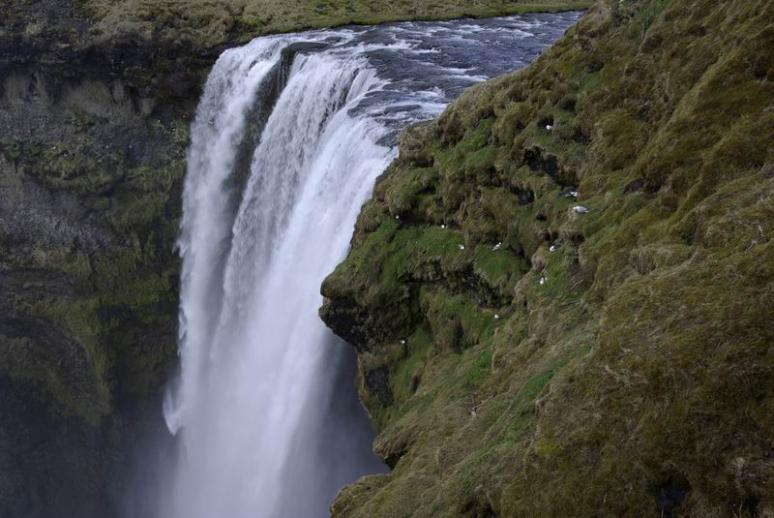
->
(158, 12), (581, 518)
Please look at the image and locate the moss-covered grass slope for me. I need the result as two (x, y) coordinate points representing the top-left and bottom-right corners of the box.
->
(321, 0), (774, 515)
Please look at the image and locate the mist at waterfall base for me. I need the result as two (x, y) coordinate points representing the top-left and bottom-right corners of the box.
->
(130, 12), (581, 518)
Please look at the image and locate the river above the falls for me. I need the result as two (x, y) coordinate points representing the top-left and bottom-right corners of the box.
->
(155, 11), (582, 518)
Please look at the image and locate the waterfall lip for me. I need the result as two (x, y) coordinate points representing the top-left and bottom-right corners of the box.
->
(158, 10), (584, 518)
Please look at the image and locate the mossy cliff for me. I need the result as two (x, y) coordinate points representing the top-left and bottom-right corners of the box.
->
(0, 5), (199, 516)
(2, 1), (217, 516)
(321, 0), (774, 515)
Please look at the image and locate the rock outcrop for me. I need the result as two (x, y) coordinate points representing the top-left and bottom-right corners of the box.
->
(1, 2), (214, 516)
(321, 0), (774, 515)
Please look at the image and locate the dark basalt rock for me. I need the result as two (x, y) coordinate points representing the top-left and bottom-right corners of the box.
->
(0, 5), (214, 516)
(364, 367), (393, 406)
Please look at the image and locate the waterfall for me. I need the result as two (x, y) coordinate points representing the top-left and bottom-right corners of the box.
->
(158, 12), (582, 518)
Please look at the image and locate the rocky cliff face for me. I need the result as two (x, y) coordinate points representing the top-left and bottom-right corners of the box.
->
(321, 0), (774, 515)
(0, 2), (215, 516)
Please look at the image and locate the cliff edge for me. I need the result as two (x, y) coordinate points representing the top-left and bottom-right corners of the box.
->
(321, 0), (774, 515)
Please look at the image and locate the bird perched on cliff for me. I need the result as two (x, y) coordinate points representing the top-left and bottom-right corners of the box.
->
(458, 244), (466, 250)
(549, 244), (558, 253)
(573, 205), (590, 214)
(492, 242), (502, 251)
(545, 124), (553, 131)
(539, 275), (547, 285)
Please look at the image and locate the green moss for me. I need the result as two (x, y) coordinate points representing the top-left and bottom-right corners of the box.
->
(473, 244), (530, 292)
(630, 0), (672, 34)
(1, 87), (185, 427)
(321, 0), (774, 515)
(422, 289), (497, 349)
(384, 167), (437, 214)
(465, 348), (492, 388)
(26, 297), (112, 424)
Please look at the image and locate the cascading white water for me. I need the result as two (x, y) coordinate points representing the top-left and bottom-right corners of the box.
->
(162, 34), (391, 518)
(159, 12), (582, 518)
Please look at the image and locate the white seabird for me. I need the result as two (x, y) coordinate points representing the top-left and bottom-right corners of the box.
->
(573, 205), (590, 214)
(492, 242), (502, 251)
(539, 276), (546, 285)
(549, 244), (558, 253)
(458, 244), (465, 251)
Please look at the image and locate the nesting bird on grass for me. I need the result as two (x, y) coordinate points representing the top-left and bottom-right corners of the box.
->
(549, 244), (558, 253)
(539, 275), (547, 285)
(492, 242), (502, 251)
(564, 190), (579, 199)
(573, 205), (590, 214)
(458, 244), (465, 250)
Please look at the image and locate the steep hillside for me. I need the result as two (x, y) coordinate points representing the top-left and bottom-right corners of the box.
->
(321, 0), (774, 515)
